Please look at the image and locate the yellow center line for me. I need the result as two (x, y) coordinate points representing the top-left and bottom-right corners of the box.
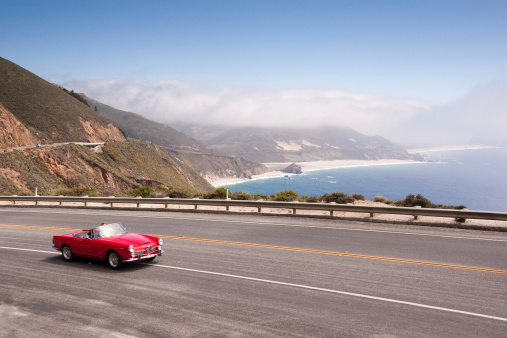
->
(2, 224), (506, 274)
(161, 235), (507, 275)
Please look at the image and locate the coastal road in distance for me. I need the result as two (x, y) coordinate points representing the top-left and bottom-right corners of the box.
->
(1, 207), (506, 337)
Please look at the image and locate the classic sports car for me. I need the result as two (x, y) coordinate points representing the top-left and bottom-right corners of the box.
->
(52, 222), (164, 269)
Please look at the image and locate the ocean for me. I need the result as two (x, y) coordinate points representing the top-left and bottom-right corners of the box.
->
(222, 147), (507, 212)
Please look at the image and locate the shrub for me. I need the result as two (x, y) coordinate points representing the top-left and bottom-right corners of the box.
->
(231, 191), (253, 200)
(373, 196), (387, 203)
(204, 187), (228, 199)
(401, 193), (435, 208)
(251, 193), (270, 201)
(44, 187), (101, 197)
(130, 186), (154, 197)
(167, 189), (193, 198)
(321, 192), (355, 204)
(272, 190), (300, 201)
(301, 195), (320, 203)
(18, 191), (34, 196)
(351, 194), (365, 201)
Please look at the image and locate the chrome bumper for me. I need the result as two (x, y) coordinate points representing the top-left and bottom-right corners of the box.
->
(124, 249), (164, 262)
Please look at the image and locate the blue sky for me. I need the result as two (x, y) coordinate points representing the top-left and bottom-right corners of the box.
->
(2, 0), (506, 144)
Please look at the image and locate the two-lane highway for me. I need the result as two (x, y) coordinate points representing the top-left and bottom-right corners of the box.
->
(1, 207), (506, 337)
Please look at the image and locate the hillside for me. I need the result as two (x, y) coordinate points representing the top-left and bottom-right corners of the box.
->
(81, 95), (267, 181)
(83, 95), (209, 153)
(0, 141), (212, 196)
(0, 57), (125, 146)
(0, 57), (215, 195)
(174, 124), (420, 163)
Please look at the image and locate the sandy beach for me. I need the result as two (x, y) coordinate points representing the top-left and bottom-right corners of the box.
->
(211, 158), (421, 187)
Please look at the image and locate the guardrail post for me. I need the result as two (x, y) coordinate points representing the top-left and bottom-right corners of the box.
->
(293, 208), (297, 214)
(413, 206), (421, 220)
(330, 210), (334, 216)
(258, 207), (261, 213)
(370, 212), (375, 218)
(226, 205), (230, 211)
(195, 205), (198, 210)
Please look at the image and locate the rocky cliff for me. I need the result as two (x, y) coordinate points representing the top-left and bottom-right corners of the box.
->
(0, 141), (212, 196)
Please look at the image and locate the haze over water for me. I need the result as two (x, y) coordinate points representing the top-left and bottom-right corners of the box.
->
(224, 148), (507, 212)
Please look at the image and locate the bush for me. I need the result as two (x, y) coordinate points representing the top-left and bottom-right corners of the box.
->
(167, 189), (193, 198)
(204, 187), (228, 199)
(251, 193), (270, 201)
(351, 194), (365, 201)
(44, 187), (101, 197)
(231, 191), (253, 200)
(130, 186), (154, 197)
(401, 193), (435, 208)
(321, 192), (355, 204)
(301, 195), (320, 203)
(373, 196), (387, 203)
(272, 190), (300, 201)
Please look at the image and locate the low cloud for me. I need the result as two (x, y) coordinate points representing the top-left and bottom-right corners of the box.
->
(383, 80), (507, 145)
(64, 79), (429, 136)
(64, 79), (507, 146)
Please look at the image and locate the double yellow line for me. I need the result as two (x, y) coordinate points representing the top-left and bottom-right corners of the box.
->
(161, 235), (507, 274)
(2, 224), (506, 274)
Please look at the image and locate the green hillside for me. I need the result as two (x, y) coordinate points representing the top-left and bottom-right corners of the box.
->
(84, 95), (209, 152)
(0, 57), (124, 144)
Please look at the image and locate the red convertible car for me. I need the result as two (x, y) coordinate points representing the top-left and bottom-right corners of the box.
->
(52, 222), (164, 269)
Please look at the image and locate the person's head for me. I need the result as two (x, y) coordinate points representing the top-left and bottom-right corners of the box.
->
(100, 222), (106, 226)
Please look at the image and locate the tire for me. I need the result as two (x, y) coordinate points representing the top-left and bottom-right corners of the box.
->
(62, 245), (74, 262)
(107, 251), (123, 270)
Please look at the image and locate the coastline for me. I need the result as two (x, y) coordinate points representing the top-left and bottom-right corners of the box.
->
(408, 144), (498, 153)
(211, 158), (422, 187)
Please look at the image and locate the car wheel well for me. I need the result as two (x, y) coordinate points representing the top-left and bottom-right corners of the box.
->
(61, 244), (74, 262)
(106, 249), (123, 270)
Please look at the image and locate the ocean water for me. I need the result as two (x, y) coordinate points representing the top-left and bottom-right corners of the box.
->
(223, 148), (507, 212)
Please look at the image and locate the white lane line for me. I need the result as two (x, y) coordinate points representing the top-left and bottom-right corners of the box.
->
(3, 208), (507, 242)
(155, 264), (507, 323)
(1, 245), (505, 323)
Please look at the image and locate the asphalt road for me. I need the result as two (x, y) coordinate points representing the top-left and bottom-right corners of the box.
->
(1, 207), (506, 337)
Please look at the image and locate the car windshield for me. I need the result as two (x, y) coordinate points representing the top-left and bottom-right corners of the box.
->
(94, 223), (127, 239)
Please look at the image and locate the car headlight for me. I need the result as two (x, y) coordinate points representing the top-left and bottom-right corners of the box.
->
(158, 238), (163, 246)
(128, 245), (134, 253)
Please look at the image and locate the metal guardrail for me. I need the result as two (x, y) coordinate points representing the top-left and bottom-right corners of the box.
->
(1, 196), (507, 222)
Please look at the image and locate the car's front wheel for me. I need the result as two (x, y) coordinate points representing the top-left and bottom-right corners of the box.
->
(62, 245), (74, 262)
(107, 251), (123, 270)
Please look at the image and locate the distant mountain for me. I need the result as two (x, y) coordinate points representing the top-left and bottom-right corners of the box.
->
(0, 57), (125, 147)
(174, 124), (419, 163)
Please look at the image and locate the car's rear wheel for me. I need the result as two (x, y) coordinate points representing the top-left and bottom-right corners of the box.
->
(107, 251), (123, 270)
(62, 245), (74, 262)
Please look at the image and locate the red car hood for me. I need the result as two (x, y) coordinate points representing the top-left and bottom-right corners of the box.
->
(103, 233), (155, 246)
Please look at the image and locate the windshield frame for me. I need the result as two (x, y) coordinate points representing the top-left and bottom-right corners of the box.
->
(93, 223), (127, 239)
